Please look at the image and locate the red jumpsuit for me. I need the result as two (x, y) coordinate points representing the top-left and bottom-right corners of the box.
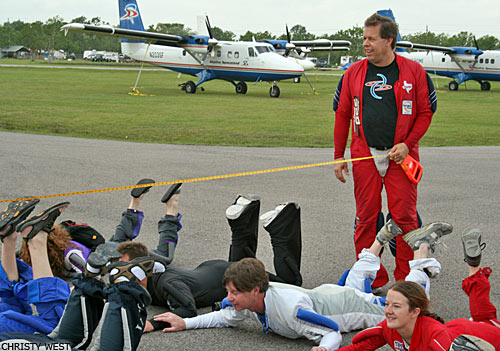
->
(338, 268), (500, 350)
(337, 316), (451, 351)
(333, 54), (435, 285)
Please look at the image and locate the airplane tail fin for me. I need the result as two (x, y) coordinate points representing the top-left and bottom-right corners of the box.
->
(119, 0), (145, 42)
(377, 9), (406, 52)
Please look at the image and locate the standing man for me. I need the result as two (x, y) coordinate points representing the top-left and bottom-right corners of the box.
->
(332, 13), (436, 288)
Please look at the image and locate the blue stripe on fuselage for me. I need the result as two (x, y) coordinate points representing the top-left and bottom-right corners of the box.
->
(428, 69), (500, 81)
(148, 62), (301, 82)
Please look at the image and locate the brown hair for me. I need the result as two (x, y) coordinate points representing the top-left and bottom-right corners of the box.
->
(19, 224), (73, 279)
(222, 258), (269, 293)
(364, 13), (399, 49)
(388, 281), (445, 323)
(116, 241), (149, 260)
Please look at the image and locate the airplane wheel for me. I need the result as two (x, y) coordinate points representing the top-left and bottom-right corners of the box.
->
(184, 81), (196, 94)
(448, 81), (459, 91)
(236, 82), (248, 94)
(293, 77), (301, 83)
(269, 86), (280, 98)
(481, 81), (491, 91)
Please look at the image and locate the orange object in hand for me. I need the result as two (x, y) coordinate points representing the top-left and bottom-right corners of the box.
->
(401, 154), (423, 184)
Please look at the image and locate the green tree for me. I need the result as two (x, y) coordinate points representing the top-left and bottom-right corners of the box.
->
(148, 23), (193, 35)
(211, 26), (235, 41)
(290, 24), (315, 41)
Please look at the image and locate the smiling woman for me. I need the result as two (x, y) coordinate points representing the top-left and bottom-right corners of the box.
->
(338, 279), (500, 351)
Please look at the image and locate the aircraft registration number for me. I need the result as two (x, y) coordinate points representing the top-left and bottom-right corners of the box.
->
(149, 52), (164, 58)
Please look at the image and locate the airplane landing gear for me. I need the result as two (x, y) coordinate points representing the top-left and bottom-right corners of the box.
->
(269, 85), (280, 98)
(235, 81), (248, 94)
(448, 81), (459, 91)
(183, 81), (196, 94)
(480, 81), (491, 91)
(293, 77), (301, 83)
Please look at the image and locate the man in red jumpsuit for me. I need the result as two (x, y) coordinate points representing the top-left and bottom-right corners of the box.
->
(333, 13), (437, 287)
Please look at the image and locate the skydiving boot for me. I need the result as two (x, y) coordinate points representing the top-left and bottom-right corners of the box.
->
(226, 194), (261, 262)
(49, 275), (107, 349)
(261, 202), (302, 286)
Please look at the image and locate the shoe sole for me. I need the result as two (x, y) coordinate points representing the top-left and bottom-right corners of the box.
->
(461, 228), (483, 258)
(450, 334), (495, 351)
(0, 199), (40, 234)
(403, 222), (453, 250)
(87, 242), (122, 268)
(16, 202), (70, 241)
(131, 178), (156, 198)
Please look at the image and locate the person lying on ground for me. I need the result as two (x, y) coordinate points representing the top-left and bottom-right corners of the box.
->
(0, 201), (71, 334)
(337, 227), (500, 351)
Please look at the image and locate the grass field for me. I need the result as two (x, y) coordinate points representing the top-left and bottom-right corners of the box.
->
(1, 62), (499, 147)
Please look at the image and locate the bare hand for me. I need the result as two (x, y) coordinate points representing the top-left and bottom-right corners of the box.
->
(154, 312), (186, 332)
(388, 143), (409, 165)
(334, 158), (349, 183)
(143, 320), (154, 333)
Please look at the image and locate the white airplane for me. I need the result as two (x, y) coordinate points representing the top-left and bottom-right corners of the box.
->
(61, 0), (350, 98)
(379, 9), (500, 91)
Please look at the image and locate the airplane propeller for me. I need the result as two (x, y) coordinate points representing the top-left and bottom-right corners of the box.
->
(204, 16), (218, 52)
(284, 25), (296, 57)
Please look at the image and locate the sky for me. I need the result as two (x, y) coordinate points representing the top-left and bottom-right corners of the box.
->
(4, 0), (500, 38)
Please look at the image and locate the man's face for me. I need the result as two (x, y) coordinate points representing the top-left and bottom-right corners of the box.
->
(225, 281), (260, 312)
(363, 24), (393, 66)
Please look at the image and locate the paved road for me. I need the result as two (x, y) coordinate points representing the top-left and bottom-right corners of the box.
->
(1, 131), (498, 350)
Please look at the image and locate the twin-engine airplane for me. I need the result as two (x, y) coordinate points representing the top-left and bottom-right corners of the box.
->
(61, 0), (350, 98)
(378, 9), (500, 91)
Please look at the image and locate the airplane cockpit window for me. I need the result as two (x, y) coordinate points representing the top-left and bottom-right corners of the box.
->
(248, 47), (256, 57)
(217, 50), (221, 57)
(255, 46), (270, 54)
(268, 46), (276, 52)
(228, 51), (233, 58)
(235, 52), (239, 58)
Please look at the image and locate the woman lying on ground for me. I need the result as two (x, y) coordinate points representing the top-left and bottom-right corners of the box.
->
(337, 228), (500, 351)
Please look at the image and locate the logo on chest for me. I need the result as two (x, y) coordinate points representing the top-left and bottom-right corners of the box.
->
(394, 341), (406, 351)
(365, 73), (392, 100)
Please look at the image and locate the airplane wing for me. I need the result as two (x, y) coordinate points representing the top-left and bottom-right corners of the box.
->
(396, 41), (455, 54)
(61, 23), (185, 46)
(291, 39), (351, 49)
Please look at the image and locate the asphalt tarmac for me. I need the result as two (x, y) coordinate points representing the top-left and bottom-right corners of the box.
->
(1, 131), (498, 350)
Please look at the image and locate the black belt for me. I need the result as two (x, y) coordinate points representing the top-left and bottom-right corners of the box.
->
(372, 146), (391, 151)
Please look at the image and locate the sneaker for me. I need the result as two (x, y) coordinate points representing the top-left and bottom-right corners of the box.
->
(85, 242), (122, 277)
(225, 194), (260, 220)
(376, 219), (403, 245)
(449, 335), (495, 351)
(403, 222), (453, 252)
(461, 227), (486, 267)
(108, 256), (165, 284)
(259, 203), (288, 228)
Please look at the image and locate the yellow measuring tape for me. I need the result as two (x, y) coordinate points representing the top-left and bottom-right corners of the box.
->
(0, 154), (387, 204)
